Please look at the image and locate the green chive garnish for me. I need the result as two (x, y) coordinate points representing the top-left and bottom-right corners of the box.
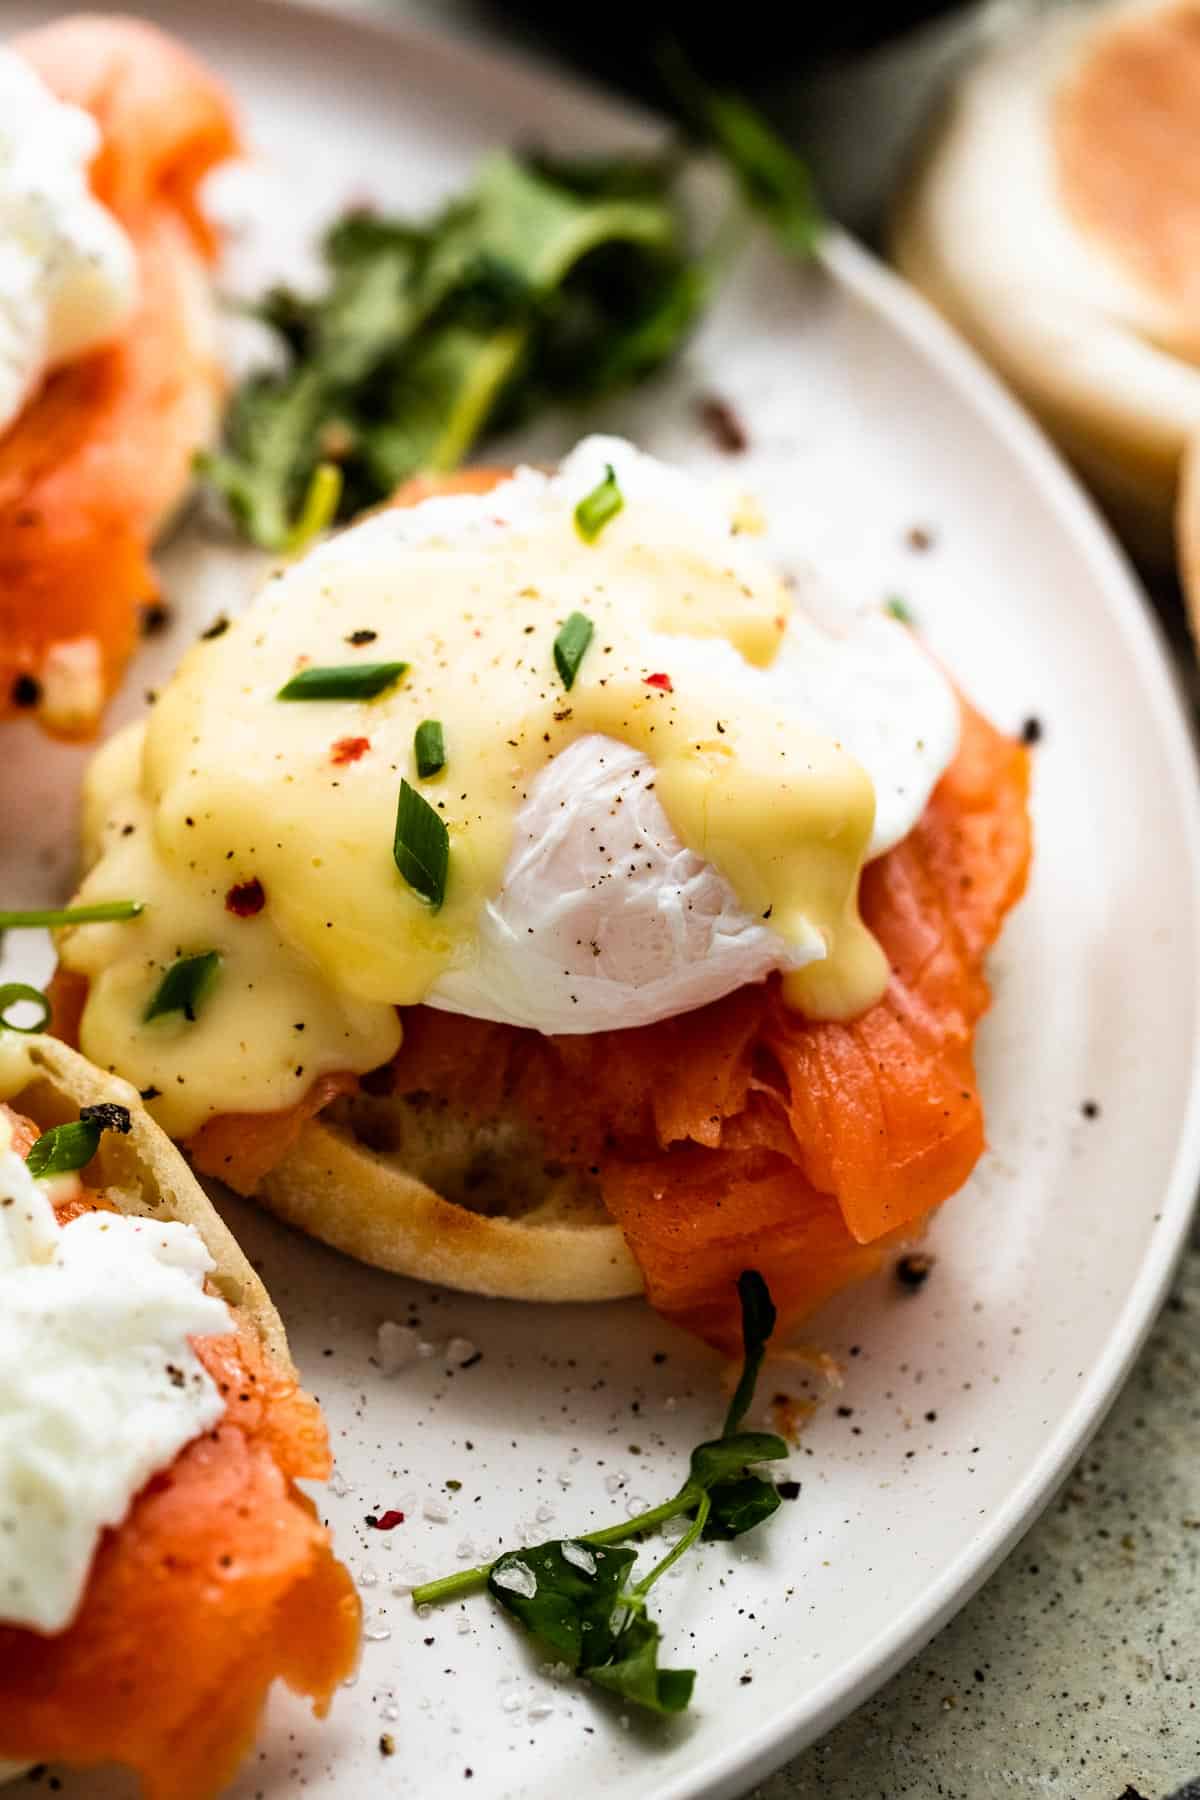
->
(145, 951), (221, 1023)
(26, 1104), (132, 1180)
(285, 461), (343, 554)
(0, 900), (143, 930)
(0, 983), (51, 1034)
(553, 612), (595, 691)
(276, 662), (408, 702)
(885, 596), (914, 625)
(574, 464), (623, 542)
(414, 720), (446, 779)
(393, 779), (448, 910)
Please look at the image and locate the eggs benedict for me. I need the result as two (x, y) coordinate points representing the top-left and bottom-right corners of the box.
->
(0, 16), (237, 735)
(52, 439), (1032, 1350)
(0, 1031), (358, 1797)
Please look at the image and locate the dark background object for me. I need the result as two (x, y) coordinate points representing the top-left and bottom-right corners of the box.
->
(482, 0), (1039, 238)
(491, 0), (966, 93)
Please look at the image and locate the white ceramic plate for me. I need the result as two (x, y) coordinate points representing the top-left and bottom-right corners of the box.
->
(3, 4), (1200, 1797)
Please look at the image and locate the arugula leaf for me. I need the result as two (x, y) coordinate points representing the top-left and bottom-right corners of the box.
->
(204, 104), (819, 549)
(412, 1268), (791, 1715)
(688, 1431), (788, 1490)
(488, 1544), (694, 1713)
(702, 1474), (782, 1542)
(688, 1426), (788, 1544)
(586, 1613), (695, 1714)
(488, 1541), (634, 1666)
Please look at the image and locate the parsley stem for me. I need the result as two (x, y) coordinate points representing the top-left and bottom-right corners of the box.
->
(633, 1490), (709, 1597)
(410, 1491), (697, 1608)
(410, 1566), (490, 1606)
(579, 1491), (695, 1549)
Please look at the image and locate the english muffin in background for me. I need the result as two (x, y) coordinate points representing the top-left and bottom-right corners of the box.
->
(892, 0), (1200, 563)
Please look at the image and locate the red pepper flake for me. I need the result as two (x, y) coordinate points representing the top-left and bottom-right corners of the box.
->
(644, 672), (673, 692)
(225, 878), (266, 917)
(697, 393), (749, 454)
(365, 1509), (405, 1530)
(331, 735), (370, 766)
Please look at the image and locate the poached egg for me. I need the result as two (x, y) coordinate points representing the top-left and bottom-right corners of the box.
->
(63, 438), (959, 1135)
(0, 47), (137, 438)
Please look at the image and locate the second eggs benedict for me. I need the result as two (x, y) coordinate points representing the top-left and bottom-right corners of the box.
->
(52, 438), (1031, 1349)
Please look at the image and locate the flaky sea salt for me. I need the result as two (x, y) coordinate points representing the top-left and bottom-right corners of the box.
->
(446, 1335), (478, 1366)
(424, 1498), (450, 1523)
(534, 1502), (555, 1524)
(329, 1466), (352, 1498)
(377, 1321), (421, 1374)
(561, 1541), (596, 1576)
(492, 1559), (537, 1599)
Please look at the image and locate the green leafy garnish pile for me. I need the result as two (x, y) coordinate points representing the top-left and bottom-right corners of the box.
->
(202, 98), (820, 550)
(411, 1269), (789, 1714)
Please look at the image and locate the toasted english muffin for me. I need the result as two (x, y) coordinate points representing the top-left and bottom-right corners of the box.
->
(255, 1087), (643, 1304)
(892, 0), (1200, 562)
(2, 1032), (290, 1366)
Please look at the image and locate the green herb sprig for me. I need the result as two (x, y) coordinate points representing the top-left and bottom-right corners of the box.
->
(574, 464), (623, 542)
(393, 779), (449, 909)
(145, 952), (221, 1024)
(27, 1103), (132, 1179)
(553, 611), (594, 691)
(413, 719), (446, 778)
(0, 901), (143, 930)
(412, 1270), (787, 1714)
(276, 662), (408, 702)
(0, 983), (51, 1033)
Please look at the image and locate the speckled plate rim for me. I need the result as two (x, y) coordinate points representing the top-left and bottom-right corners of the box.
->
(13, 2), (1200, 1791)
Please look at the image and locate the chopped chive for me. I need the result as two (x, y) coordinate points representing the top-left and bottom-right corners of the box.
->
(574, 464), (623, 542)
(145, 951), (221, 1024)
(414, 719), (446, 779)
(26, 1104), (131, 1180)
(276, 662), (408, 702)
(0, 900), (143, 930)
(0, 983), (51, 1034)
(285, 461), (343, 553)
(393, 779), (448, 909)
(885, 596), (914, 625)
(553, 612), (595, 691)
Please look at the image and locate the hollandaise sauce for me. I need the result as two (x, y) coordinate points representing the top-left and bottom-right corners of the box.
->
(59, 442), (900, 1136)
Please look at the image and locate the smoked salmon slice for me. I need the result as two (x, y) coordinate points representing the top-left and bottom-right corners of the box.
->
(0, 1119), (360, 1800)
(0, 17), (238, 736)
(383, 695), (1032, 1350)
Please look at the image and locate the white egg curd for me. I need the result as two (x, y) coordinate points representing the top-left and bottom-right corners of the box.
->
(60, 438), (960, 1138)
(0, 1051), (229, 1635)
(0, 46), (137, 437)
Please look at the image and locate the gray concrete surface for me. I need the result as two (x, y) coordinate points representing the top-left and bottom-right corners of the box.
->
(759, 1234), (1200, 1800)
